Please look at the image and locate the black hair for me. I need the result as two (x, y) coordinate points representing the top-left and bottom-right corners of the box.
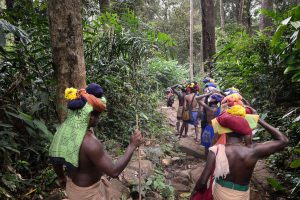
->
(227, 132), (244, 138)
(91, 110), (100, 116)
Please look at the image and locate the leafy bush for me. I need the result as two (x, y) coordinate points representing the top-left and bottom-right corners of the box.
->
(271, 5), (300, 82)
(144, 170), (175, 200)
(146, 58), (188, 91)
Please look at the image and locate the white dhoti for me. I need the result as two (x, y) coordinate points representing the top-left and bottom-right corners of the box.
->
(213, 182), (250, 200)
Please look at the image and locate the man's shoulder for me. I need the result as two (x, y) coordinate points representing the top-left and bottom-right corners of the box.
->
(82, 133), (103, 152)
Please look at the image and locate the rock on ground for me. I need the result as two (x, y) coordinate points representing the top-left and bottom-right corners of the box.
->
(122, 160), (154, 186)
(190, 163), (206, 184)
(179, 137), (206, 159)
(108, 179), (130, 199)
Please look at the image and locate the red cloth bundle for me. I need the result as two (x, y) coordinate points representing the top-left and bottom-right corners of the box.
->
(245, 107), (253, 114)
(216, 112), (252, 135)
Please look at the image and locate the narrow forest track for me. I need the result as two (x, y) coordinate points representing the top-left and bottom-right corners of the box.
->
(160, 100), (276, 200)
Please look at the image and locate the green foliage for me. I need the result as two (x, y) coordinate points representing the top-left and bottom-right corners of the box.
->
(272, 6), (300, 82)
(83, 11), (181, 144)
(145, 170), (175, 199)
(147, 58), (188, 90)
(267, 178), (284, 192)
(290, 159), (300, 168)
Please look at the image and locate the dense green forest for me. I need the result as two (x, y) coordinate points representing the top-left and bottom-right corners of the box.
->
(0, 0), (299, 199)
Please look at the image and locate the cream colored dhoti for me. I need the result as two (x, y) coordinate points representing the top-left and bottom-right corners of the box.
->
(66, 177), (111, 200)
(213, 182), (250, 200)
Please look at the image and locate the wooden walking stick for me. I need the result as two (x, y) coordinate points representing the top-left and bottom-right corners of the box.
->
(136, 114), (142, 200)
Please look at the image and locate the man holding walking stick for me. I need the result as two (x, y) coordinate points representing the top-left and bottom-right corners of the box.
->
(49, 83), (143, 200)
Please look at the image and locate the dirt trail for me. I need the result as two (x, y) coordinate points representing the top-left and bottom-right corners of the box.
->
(160, 100), (274, 200)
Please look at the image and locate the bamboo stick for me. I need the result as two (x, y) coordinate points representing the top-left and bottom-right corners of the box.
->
(136, 114), (142, 200)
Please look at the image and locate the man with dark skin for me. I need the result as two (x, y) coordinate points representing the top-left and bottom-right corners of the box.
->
(179, 85), (199, 140)
(196, 92), (220, 127)
(193, 116), (289, 199)
(52, 110), (142, 199)
(171, 84), (186, 134)
(196, 91), (222, 156)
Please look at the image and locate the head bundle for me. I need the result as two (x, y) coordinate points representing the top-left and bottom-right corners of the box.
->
(66, 83), (106, 113)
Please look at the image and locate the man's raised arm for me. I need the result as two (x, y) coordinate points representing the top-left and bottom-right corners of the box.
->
(253, 119), (289, 159)
(85, 129), (142, 178)
(171, 84), (180, 96)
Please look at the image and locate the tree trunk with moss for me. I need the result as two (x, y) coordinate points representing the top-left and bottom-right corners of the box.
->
(48, 0), (86, 122)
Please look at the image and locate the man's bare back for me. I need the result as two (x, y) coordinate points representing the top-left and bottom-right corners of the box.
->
(224, 144), (257, 185)
(67, 131), (105, 187)
(185, 93), (198, 111)
(193, 118), (289, 193)
(67, 128), (141, 187)
(196, 92), (219, 124)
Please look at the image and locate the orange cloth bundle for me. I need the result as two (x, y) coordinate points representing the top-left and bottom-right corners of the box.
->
(77, 89), (106, 113)
(221, 93), (243, 107)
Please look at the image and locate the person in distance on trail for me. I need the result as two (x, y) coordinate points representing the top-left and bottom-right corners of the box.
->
(192, 105), (289, 200)
(166, 87), (175, 107)
(179, 83), (200, 141)
(171, 84), (187, 134)
(199, 80), (219, 136)
(48, 83), (142, 200)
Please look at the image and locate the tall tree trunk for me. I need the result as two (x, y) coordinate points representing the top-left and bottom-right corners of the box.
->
(201, 0), (215, 75)
(220, 0), (225, 31)
(164, 0), (169, 21)
(199, 0), (204, 74)
(48, 0), (87, 122)
(99, 0), (109, 13)
(189, 0), (194, 80)
(240, 0), (252, 33)
(259, 0), (273, 35)
(3, 0), (14, 47)
(244, 0), (251, 33)
(239, 0), (245, 24)
(234, 0), (241, 24)
(5, 0), (14, 9)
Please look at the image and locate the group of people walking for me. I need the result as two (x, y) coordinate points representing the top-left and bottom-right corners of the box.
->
(47, 79), (289, 200)
(169, 77), (289, 200)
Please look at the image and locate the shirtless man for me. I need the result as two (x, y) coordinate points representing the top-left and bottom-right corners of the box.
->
(179, 85), (199, 141)
(196, 92), (223, 156)
(171, 84), (186, 134)
(51, 110), (142, 199)
(193, 117), (289, 199)
(49, 83), (143, 200)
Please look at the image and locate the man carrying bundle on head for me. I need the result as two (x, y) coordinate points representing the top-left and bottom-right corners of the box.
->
(200, 78), (219, 126)
(48, 83), (143, 200)
(192, 101), (289, 200)
(196, 91), (224, 157)
(180, 82), (200, 141)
